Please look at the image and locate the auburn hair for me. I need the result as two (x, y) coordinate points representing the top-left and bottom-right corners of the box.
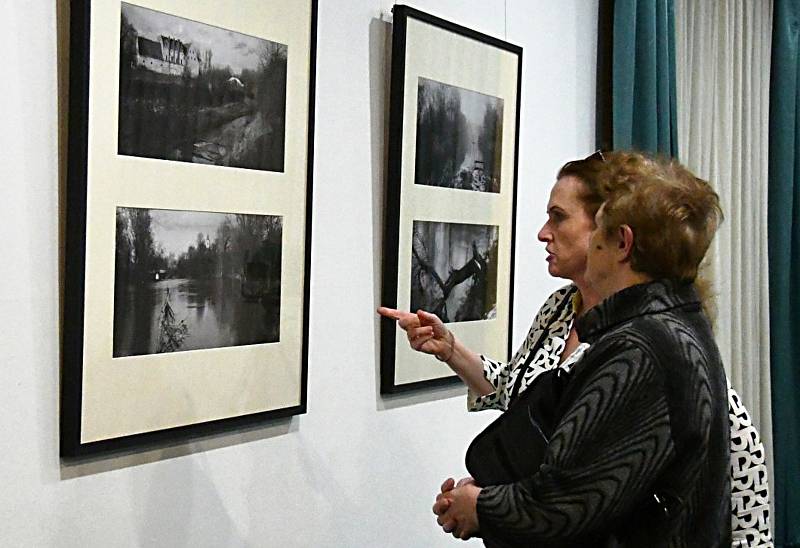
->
(596, 151), (723, 281)
(556, 154), (609, 219)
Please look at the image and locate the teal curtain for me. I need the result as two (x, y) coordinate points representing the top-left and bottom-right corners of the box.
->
(599, 0), (678, 156)
(769, 1), (800, 546)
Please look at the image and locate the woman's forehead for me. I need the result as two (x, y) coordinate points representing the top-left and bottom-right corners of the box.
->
(549, 176), (586, 207)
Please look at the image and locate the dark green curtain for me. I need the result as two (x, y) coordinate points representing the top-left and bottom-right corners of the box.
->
(769, 1), (800, 546)
(596, 0), (678, 157)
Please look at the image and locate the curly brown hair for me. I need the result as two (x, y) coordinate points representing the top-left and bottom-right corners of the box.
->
(596, 151), (723, 281)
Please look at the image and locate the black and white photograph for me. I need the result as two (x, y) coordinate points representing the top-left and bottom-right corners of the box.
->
(414, 77), (504, 193)
(113, 207), (282, 357)
(411, 220), (499, 323)
(118, 2), (288, 171)
(62, 0), (317, 454)
(381, 6), (519, 392)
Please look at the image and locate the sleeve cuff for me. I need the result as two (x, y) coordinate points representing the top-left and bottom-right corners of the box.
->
(466, 354), (507, 411)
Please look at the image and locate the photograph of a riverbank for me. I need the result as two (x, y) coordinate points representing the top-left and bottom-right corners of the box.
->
(118, 2), (287, 171)
(113, 207), (283, 358)
(411, 220), (499, 323)
(414, 77), (504, 193)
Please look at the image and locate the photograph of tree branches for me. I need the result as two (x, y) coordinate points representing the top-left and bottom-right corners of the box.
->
(411, 220), (498, 323)
(113, 207), (282, 357)
(414, 77), (504, 193)
(118, 2), (287, 171)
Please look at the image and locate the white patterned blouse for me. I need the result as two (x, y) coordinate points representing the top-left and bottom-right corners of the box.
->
(468, 284), (774, 547)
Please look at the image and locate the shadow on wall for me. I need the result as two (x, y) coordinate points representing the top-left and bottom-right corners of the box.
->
(131, 453), (243, 547)
(54, 443), (256, 546)
(59, 417), (296, 478)
(369, 14), (392, 407)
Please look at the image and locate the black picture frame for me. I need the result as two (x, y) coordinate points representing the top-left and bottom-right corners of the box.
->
(380, 5), (522, 393)
(61, 0), (318, 457)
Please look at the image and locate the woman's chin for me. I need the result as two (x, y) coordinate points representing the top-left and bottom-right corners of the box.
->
(548, 264), (575, 281)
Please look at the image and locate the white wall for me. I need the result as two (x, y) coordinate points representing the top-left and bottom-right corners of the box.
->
(0, 1), (596, 546)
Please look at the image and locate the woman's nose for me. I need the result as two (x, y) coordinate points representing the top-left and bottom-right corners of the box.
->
(537, 225), (550, 242)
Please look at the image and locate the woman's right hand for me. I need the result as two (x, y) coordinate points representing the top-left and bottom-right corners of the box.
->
(377, 307), (453, 360)
(378, 307), (494, 396)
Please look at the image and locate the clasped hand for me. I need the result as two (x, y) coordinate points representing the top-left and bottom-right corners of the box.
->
(432, 477), (481, 540)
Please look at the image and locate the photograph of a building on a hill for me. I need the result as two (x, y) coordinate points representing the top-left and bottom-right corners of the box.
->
(118, 2), (288, 172)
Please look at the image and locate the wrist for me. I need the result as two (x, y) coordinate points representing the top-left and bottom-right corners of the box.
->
(435, 329), (455, 362)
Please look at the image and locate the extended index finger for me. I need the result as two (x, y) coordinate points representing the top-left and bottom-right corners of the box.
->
(378, 306), (421, 331)
(378, 306), (417, 323)
(377, 306), (404, 320)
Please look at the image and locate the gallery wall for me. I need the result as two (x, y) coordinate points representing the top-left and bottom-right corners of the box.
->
(0, 0), (597, 546)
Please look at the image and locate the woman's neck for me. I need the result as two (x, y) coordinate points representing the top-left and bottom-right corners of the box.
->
(575, 271), (654, 315)
(573, 277), (601, 315)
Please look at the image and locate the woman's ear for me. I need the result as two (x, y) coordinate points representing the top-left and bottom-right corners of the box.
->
(617, 225), (635, 261)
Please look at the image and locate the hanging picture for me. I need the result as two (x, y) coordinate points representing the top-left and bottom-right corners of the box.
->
(61, 0), (317, 456)
(381, 5), (522, 393)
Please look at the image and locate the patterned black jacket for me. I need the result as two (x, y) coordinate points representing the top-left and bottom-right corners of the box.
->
(476, 279), (731, 547)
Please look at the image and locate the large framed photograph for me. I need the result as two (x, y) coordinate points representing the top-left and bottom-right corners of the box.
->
(380, 6), (522, 393)
(61, 0), (317, 456)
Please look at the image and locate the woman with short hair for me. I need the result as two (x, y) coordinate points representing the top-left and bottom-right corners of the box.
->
(381, 151), (770, 546)
(440, 152), (731, 546)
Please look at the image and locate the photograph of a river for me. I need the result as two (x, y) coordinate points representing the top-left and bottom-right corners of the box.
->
(113, 207), (282, 358)
(114, 278), (279, 357)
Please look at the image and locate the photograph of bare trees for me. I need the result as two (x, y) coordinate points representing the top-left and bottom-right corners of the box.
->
(414, 77), (504, 193)
(411, 220), (499, 323)
(118, 3), (287, 171)
(113, 207), (282, 357)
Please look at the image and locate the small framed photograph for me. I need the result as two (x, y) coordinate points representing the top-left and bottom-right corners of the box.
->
(380, 6), (522, 393)
(61, 0), (317, 456)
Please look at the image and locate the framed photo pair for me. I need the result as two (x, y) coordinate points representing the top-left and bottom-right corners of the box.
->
(381, 6), (523, 393)
(61, 0), (317, 456)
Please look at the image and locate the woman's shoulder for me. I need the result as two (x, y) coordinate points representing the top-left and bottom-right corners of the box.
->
(541, 283), (577, 309)
(512, 285), (578, 351)
(534, 283), (578, 321)
(513, 284), (577, 356)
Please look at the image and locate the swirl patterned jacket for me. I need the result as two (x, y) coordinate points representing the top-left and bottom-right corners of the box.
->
(475, 279), (731, 547)
(472, 284), (772, 546)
